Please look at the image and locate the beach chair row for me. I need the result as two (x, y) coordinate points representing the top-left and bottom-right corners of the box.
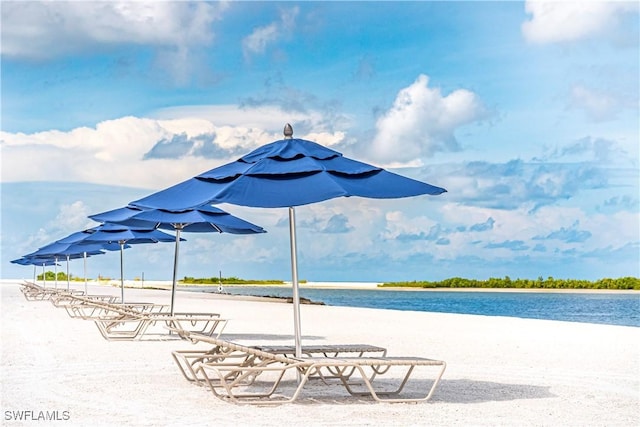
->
(19, 281), (447, 405)
(18, 281), (228, 341)
(20, 281), (85, 301)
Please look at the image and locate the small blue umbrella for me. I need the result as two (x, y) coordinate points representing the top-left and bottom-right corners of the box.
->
(55, 229), (130, 293)
(12, 256), (60, 266)
(25, 241), (108, 290)
(89, 204), (266, 315)
(12, 256), (61, 287)
(82, 223), (178, 303)
(131, 124), (447, 355)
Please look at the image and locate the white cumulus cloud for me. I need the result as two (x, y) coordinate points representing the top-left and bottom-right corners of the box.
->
(370, 74), (487, 164)
(522, 0), (639, 45)
(0, 105), (347, 189)
(1, 1), (225, 59)
(1, 1), (227, 83)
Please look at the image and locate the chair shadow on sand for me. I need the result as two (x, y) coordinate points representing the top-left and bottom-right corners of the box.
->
(285, 379), (554, 405)
(202, 377), (554, 406)
(431, 379), (555, 403)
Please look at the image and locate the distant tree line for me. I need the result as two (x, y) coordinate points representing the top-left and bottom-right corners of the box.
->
(36, 272), (93, 282)
(34, 272), (638, 290)
(181, 276), (287, 285)
(37, 271), (72, 281)
(34, 273), (292, 285)
(381, 276), (640, 290)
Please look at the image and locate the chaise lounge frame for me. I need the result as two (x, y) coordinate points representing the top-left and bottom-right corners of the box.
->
(173, 342), (387, 384)
(55, 293), (227, 341)
(173, 329), (446, 405)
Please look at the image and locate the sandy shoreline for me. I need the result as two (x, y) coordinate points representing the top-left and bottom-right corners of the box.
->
(1, 280), (639, 426)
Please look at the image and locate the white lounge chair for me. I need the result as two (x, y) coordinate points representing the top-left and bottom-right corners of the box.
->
(20, 281), (83, 301)
(93, 305), (228, 341)
(56, 295), (227, 341)
(172, 329), (446, 405)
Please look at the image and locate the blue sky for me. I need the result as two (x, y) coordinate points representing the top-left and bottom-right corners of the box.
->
(2, 1), (639, 282)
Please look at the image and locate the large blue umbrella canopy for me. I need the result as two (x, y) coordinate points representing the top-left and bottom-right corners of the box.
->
(82, 223), (178, 303)
(89, 204), (265, 234)
(84, 222), (178, 244)
(131, 124), (447, 355)
(89, 204), (265, 314)
(131, 129), (446, 210)
(55, 229), (131, 251)
(26, 241), (111, 257)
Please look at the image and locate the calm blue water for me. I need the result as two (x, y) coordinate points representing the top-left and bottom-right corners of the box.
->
(185, 286), (640, 327)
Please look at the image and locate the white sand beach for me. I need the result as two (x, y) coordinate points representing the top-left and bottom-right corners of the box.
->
(1, 280), (638, 426)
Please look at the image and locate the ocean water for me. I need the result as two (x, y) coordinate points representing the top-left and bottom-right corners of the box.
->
(187, 286), (640, 327)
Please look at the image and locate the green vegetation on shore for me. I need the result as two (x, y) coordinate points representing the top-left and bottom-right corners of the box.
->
(381, 276), (640, 290)
(34, 271), (638, 290)
(37, 272), (82, 281)
(180, 276), (291, 285)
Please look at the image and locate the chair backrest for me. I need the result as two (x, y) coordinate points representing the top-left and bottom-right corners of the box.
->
(69, 296), (146, 317)
(22, 282), (44, 292)
(176, 329), (297, 364)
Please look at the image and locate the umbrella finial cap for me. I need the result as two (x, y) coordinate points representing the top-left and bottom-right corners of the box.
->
(284, 123), (293, 139)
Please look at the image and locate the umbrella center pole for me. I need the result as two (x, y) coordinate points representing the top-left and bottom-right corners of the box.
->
(170, 227), (183, 317)
(54, 257), (58, 289)
(66, 255), (70, 290)
(289, 207), (302, 360)
(120, 241), (125, 304)
(84, 252), (88, 295)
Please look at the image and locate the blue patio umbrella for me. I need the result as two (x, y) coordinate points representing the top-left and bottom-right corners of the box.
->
(24, 244), (64, 289)
(82, 223), (178, 303)
(11, 256), (35, 286)
(55, 229), (130, 293)
(131, 124), (447, 355)
(11, 257), (49, 266)
(12, 255), (62, 266)
(89, 204), (266, 315)
(12, 256), (61, 286)
(25, 241), (108, 290)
